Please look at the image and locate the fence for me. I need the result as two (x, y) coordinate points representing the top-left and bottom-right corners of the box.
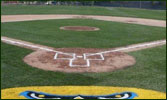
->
(1, 1), (166, 10)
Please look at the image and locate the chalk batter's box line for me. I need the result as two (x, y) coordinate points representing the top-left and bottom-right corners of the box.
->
(54, 53), (104, 67)
(84, 53), (105, 60)
(69, 59), (90, 67)
(54, 52), (75, 60)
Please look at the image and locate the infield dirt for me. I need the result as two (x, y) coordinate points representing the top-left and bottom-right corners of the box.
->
(24, 50), (136, 73)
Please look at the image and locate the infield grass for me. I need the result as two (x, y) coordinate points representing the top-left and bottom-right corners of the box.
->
(1, 19), (166, 48)
(1, 43), (166, 92)
(1, 5), (166, 20)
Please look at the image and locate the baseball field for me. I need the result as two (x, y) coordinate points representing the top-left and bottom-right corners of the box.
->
(1, 5), (166, 99)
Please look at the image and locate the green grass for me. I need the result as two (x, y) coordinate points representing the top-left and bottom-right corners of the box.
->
(1, 4), (166, 94)
(1, 5), (166, 20)
(1, 19), (166, 48)
(1, 43), (166, 92)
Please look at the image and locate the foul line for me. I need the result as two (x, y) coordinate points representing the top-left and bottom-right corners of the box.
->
(89, 40), (166, 55)
(1, 37), (166, 67)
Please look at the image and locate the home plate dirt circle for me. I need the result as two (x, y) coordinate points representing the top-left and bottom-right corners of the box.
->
(60, 26), (100, 31)
(23, 48), (136, 73)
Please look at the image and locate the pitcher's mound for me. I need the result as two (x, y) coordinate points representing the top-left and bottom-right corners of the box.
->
(60, 26), (100, 31)
(23, 48), (136, 73)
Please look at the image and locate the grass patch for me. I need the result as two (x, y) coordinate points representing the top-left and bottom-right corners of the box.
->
(2, 19), (166, 48)
(1, 43), (166, 92)
(1, 5), (166, 20)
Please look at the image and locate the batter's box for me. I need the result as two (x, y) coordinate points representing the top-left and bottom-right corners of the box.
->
(54, 52), (74, 60)
(84, 53), (104, 60)
(69, 59), (90, 67)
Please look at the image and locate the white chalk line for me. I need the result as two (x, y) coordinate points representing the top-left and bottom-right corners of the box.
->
(89, 40), (166, 55)
(1, 37), (73, 54)
(1, 37), (166, 67)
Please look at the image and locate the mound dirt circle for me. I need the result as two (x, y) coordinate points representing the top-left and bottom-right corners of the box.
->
(60, 26), (100, 31)
(23, 48), (136, 73)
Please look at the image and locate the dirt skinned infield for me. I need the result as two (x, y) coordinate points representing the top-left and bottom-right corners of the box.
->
(24, 50), (135, 73)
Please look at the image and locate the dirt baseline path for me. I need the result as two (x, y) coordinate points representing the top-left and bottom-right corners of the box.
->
(1, 14), (166, 27)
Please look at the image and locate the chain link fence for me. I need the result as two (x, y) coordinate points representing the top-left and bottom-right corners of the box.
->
(1, 1), (166, 10)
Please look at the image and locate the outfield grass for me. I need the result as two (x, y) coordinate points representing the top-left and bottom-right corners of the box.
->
(1, 5), (166, 20)
(1, 42), (166, 92)
(1, 19), (166, 48)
